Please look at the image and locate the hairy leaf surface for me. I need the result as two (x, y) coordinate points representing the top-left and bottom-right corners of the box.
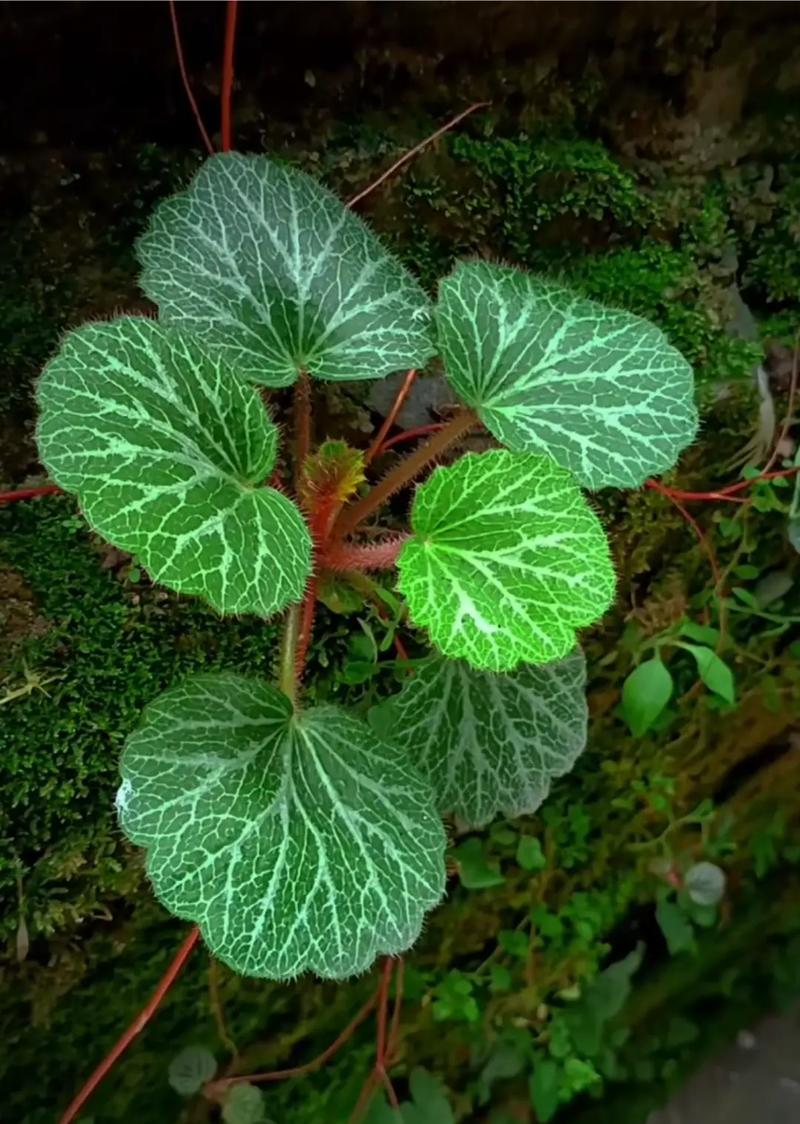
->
(138, 153), (435, 386)
(370, 649), (587, 827)
(36, 317), (311, 616)
(117, 674), (446, 979)
(437, 261), (697, 488)
(397, 450), (615, 670)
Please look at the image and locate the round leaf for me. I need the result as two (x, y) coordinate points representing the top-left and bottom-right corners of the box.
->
(117, 674), (445, 979)
(370, 649), (587, 826)
(168, 1046), (217, 1096)
(37, 317), (311, 617)
(222, 1084), (267, 1124)
(138, 153), (435, 387)
(436, 261), (698, 489)
(621, 659), (673, 736)
(685, 861), (726, 907)
(397, 450), (615, 671)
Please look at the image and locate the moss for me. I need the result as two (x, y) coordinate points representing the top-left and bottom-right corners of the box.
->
(0, 495), (280, 940)
(744, 168), (800, 304)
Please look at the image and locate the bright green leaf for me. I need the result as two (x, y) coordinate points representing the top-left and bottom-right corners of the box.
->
(529, 1058), (562, 1122)
(138, 153), (434, 387)
(517, 835), (547, 872)
(37, 317), (311, 617)
(370, 649), (587, 827)
(621, 659), (673, 736)
(678, 643), (735, 703)
(168, 1046), (217, 1096)
(397, 451), (615, 671)
(222, 1084), (267, 1124)
(117, 673), (445, 979)
(436, 261), (697, 489)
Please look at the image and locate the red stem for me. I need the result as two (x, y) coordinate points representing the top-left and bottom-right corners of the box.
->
(293, 372), (312, 491)
(644, 466), (800, 503)
(647, 479), (723, 591)
(294, 577), (318, 679)
(347, 101), (490, 208)
(375, 957), (393, 1068)
(168, 1), (214, 156)
(322, 536), (408, 573)
(333, 409), (477, 540)
(0, 484), (62, 504)
(377, 422), (447, 456)
(58, 926), (200, 1124)
(209, 988), (379, 1093)
(364, 370), (418, 466)
(220, 0), (239, 152)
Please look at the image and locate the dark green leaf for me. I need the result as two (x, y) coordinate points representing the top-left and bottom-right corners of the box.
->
(529, 1058), (562, 1123)
(656, 897), (696, 956)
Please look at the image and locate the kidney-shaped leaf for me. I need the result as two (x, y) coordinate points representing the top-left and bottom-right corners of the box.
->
(36, 317), (311, 617)
(436, 261), (698, 489)
(137, 153), (435, 387)
(397, 450), (615, 670)
(117, 674), (446, 979)
(370, 649), (587, 827)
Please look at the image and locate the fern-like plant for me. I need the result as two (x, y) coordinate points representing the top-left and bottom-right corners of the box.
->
(35, 153), (697, 980)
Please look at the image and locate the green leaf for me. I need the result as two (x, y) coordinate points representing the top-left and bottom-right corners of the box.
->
(436, 261), (697, 489)
(529, 1058), (562, 1122)
(138, 153), (434, 387)
(168, 1046), (217, 1096)
(563, 944), (643, 1055)
(685, 861), (726, 907)
(499, 928), (529, 959)
(37, 317), (311, 617)
(517, 835), (547, 872)
(452, 838), (505, 889)
(117, 673), (445, 979)
(370, 649), (587, 826)
(397, 450), (615, 671)
(404, 1068), (455, 1124)
(678, 620), (721, 647)
(677, 643), (736, 703)
(222, 1084), (267, 1124)
(656, 897), (696, 956)
(621, 659), (673, 736)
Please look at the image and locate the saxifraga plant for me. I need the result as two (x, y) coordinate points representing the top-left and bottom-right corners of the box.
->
(35, 153), (697, 981)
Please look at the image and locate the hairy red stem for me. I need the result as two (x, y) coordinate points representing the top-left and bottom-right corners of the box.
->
(347, 101), (490, 208)
(0, 484), (62, 504)
(322, 536), (408, 573)
(364, 370), (418, 466)
(58, 926), (200, 1124)
(168, 1), (214, 155)
(220, 0), (239, 151)
(333, 409), (478, 540)
(294, 577), (318, 679)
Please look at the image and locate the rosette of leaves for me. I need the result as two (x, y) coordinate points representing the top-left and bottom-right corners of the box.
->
(36, 152), (697, 980)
